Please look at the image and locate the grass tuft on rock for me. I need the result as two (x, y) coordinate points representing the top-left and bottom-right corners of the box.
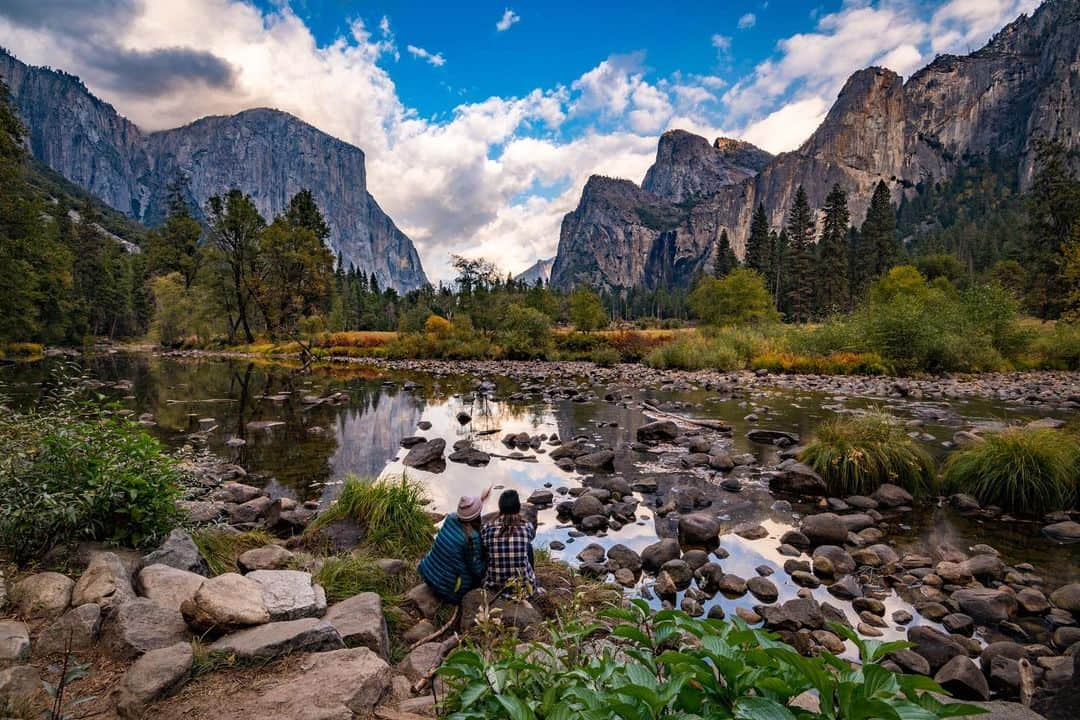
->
(800, 411), (937, 497)
(942, 428), (1079, 516)
(191, 529), (276, 576)
(314, 551), (419, 605)
(308, 475), (435, 559)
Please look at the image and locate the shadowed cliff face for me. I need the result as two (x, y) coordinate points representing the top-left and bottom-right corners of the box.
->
(0, 50), (427, 293)
(552, 0), (1080, 292)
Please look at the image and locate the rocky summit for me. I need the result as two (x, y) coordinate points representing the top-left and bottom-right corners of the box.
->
(550, 0), (1080, 291)
(0, 49), (427, 294)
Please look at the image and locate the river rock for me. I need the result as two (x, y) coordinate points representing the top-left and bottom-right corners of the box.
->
(571, 494), (604, 522)
(1017, 588), (1050, 615)
(1050, 583), (1080, 613)
(115, 641), (194, 718)
(72, 552), (135, 610)
(908, 626), (967, 671)
(247, 570), (327, 621)
(140, 530), (207, 575)
(211, 618), (343, 660)
(641, 538), (681, 573)
(637, 421), (678, 442)
(402, 439), (446, 467)
(1043, 521), (1080, 544)
(747, 576), (779, 603)
(405, 583), (440, 621)
(324, 592), (389, 659)
(12, 572), (73, 618)
(953, 588), (1017, 624)
(801, 513), (848, 546)
(179, 500), (227, 523)
(770, 463), (827, 496)
(0, 665), (40, 701)
(181, 573), (271, 634)
(237, 545), (295, 572)
(35, 604), (102, 656)
(606, 544), (642, 574)
(136, 565), (204, 613)
(747, 429), (799, 446)
(105, 599), (189, 660)
(398, 640), (452, 682)
(934, 655), (990, 700)
(0, 620), (29, 668)
(448, 447), (491, 466)
(215, 481), (263, 504)
(575, 449), (615, 470)
(678, 513), (720, 546)
(760, 597), (824, 631)
(888, 649), (931, 675)
(871, 483), (913, 508)
(812, 546), (855, 576)
(660, 559), (693, 588)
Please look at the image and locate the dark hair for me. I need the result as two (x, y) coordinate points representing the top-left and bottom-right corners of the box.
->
(497, 489), (523, 535)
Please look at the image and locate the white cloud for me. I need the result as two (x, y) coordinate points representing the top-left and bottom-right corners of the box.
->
(929, 0), (1040, 54)
(406, 44), (445, 67)
(737, 13), (756, 30)
(496, 8), (520, 32)
(711, 33), (732, 58)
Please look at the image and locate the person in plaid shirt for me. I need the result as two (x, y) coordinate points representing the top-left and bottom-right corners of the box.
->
(481, 489), (536, 597)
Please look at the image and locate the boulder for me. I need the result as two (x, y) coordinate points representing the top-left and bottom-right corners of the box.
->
(72, 552), (136, 610)
(105, 599), (189, 660)
(800, 513), (849, 546)
(747, 429), (800, 446)
(35, 604), (102, 656)
(934, 655), (990, 701)
(637, 421), (678, 442)
(115, 642), (194, 718)
(180, 573), (270, 634)
(570, 495), (604, 522)
(760, 598), (824, 631)
(211, 618), (344, 660)
(953, 588), (1017, 624)
(769, 464), (827, 496)
(747, 576), (779, 603)
(12, 572), (74, 618)
(678, 513), (721, 546)
(140, 529), (207, 575)
(871, 483), (913, 508)
(888, 649), (931, 675)
(324, 593), (389, 659)
(448, 448), (491, 466)
(215, 482), (263, 504)
(1050, 583), (1080, 613)
(178, 500), (227, 523)
(605, 544), (642, 574)
(1043, 521), (1080, 544)
(0, 620), (29, 668)
(0, 665), (40, 701)
(660, 560), (694, 588)
(247, 570), (327, 621)
(907, 626), (967, 671)
(404, 583), (440, 621)
(641, 538), (681, 573)
(136, 564), (205, 613)
(398, 640), (452, 682)
(812, 546), (855, 576)
(575, 450), (616, 471)
(402, 439), (446, 467)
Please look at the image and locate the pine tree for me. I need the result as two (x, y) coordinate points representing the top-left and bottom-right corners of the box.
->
(816, 183), (850, 314)
(744, 204), (771, 279)
(771, 229), (788, 311)
(783, 186), (815, 323)
(713, 229), (738, 277)
(862, 180), (898, 279)
(284, 189), (330, 241)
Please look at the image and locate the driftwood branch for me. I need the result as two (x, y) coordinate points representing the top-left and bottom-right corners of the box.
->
(641, 402), (731, 432)
(407, 606), (459, 652)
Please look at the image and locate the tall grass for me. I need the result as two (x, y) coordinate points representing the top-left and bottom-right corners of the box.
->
(192, 529), (276, 576)
(308, 475), (435, 558)
(942, 428), (1080, 515)
(314, 551), (420, 604)
(800, 412), (937, 496)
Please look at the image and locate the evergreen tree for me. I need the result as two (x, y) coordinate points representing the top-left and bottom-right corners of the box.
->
(862, 180), (898, 279)
(713, 229), (738, 277)
(770, 229), (787, 309)
(1023, 140), (1080, 318)
(284, 189), (331, 241)
(744, 204), (771, 280)
(816, 183), (850, 314)
(145, 186), (203, 288)
(783, 186), (815, 323)
(206, 189), (266, 343)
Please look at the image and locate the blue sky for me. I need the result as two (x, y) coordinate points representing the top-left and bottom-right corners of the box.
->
(0, 0), (1041, 280)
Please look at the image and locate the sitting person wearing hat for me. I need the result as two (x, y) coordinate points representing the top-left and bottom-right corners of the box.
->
(481, 489), (537, 597)
(417, 493), (487, 604)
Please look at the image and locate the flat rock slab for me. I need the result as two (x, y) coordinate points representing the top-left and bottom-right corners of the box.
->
(324, 593), (389, 659)
(105, 599), (189, 660)
(35, 604), (102, 657)
(115, 641), (194, 718)
(211, 618), (344, 660)
(137, 564), (205, 613)
(247, 570), (327, 621)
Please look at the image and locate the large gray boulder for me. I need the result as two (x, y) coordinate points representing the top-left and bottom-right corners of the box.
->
(324, 593), (389, 659)
(115, 641), (193, 718)
(403, 439), (446, 467)
(72, 552), (136, 610)
(0, 620), (29, 668)
(0, 665), (40, 701)
(136, 564), (205, 613)
(678, 513), (721, 546)
(1050, 583), (1080, 613)
(35, 604), (102, 656)
(247, 570), (327, 621)
(11, 572), (74, 618)
(637, 421), (678, 442)
(953, 588), (1017, 624)
(210, 618), (344, 660)
(934, 655), (990, 701)
(641, 538), (681, 573)
(104, 599), (189, 660)
(907, 626), (967, 671)
(140, 529), (207, 575)
(770, 464), (827, 496)
(800, 513), (849, 546)
(180, 573), (270, 634)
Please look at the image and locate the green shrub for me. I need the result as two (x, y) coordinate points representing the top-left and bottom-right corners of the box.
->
(314, 550), (420, 604)
(589, 346), (621, 367)
(308, 475), (435, 558)
(800, 412), (937, 496)
(192, 529), (276, 576)
(438, 599), (982, 720)
(497, 304), (553, 359)
(644, 331), (742, 371)
(1031, 322), (1080, 369)
(689, 268), (780, 326)
(0, 381), (182, 564)
(943, 428), (1080, 515)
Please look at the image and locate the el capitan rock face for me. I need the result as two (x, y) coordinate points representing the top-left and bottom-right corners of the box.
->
(551, 0), (1080, 291)
(0, 49), (427, 293)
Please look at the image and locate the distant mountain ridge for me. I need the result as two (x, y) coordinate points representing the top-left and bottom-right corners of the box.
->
(514, 257), (554, 285)
(550, 0), (1080, 291)
(0, 49), (428, 293)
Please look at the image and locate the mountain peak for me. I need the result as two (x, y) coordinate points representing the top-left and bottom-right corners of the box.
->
(643, 129), (772, 203)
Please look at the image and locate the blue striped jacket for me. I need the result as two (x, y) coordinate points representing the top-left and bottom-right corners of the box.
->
(417, 513), (486, 604)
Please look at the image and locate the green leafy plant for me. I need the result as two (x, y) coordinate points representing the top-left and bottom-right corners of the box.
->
(437, 599), (984, 720)
(0, 373), (181, 564)
(800, 412), (937, 496)
(307, 475), (435, 558)
(943, 428), (1080, 515)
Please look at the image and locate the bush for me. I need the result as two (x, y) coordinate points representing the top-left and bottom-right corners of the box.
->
(1031, 322), (1080, 369)
(943, 428), (1080, 515)
(689, 268), (780, 326)
(498, 304), (553, 359)
(0, 342), (44, 358)
(385, 316), (493, 360)
(589, 346), (620, 367)
(438, 599), (982, 720)
(0, 378), (182, 563)
(569, 287), (607, 332)
(751, 351), (891, 376)
(800, 412), (937, 496)
(645, 331), (742, 371)
(308, 475), (435, 558)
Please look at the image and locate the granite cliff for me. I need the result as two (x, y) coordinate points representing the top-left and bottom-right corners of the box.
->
(551, 0), (1080, 291)
(0, 49), (427, 293)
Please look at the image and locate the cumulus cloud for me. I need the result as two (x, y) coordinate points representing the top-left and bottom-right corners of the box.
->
(406, 44), (445, 67)
(737, 13), (756, 30)
(496, 8), (520, 32)
(0, 0), (1040, 279)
